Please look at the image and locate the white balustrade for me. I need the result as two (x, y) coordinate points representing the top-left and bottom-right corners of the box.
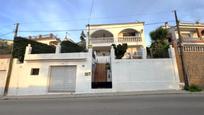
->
(91, 37), (114, 44)
(183, 45), (204, 52)
(182, 37), (203, 42)
(118, 36), (142, 42)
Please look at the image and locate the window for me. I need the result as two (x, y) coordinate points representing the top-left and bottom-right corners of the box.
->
(181, 33), (191, 39)
(31, 68), (40, 75)
(123, 32), (136, 36)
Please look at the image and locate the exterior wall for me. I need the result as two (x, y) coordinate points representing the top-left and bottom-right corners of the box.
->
(111, 46), (181, 92)
(8, 45), (92, 96)
(183, 51), (204, 88)
(0, 57), (10, 95)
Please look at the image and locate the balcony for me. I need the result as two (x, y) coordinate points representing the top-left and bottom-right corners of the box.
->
(91, 37), (114, 44)
(118, 36), (142, 43)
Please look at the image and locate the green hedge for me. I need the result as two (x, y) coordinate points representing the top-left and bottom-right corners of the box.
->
(60, 40), (86, 53)
(13, 37), (86, 62)
(13, 37), (55, 62)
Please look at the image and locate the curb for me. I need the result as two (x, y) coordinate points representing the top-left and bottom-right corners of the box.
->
(1, 90), (204, 100)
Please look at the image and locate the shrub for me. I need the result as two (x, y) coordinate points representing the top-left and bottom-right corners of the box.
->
(112, 43), (128, 59)
(61, 40), (86, 53)
(184, 84), (202, 92)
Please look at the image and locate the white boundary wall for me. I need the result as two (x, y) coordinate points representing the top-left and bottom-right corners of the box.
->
(7, 44), (181, 96)
(111, 46), (181, 92)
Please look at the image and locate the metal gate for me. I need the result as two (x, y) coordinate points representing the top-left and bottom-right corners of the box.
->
(48, 66), (76, 92)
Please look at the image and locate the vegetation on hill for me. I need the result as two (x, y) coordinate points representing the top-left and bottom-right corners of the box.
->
(0, 40), (12, 54)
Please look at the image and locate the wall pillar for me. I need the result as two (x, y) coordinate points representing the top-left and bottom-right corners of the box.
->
(55, 43), (61, 54)
(142, 48), (147, 59)
(25, 44), (32, 55)
(169, 45), (181, 88)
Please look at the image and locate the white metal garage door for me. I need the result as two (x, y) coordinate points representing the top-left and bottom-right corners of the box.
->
(0, 70), (6, 95)
(49, 66), (76, 92)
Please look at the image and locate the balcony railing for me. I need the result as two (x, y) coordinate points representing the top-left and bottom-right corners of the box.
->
(183, 45), (204, 52)
(182, 37), (204, 42)
(91, 37), (114, 44)
(118, 36), (142, 43)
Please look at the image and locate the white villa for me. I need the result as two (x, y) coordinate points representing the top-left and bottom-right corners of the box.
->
(87, 22), (146, 63)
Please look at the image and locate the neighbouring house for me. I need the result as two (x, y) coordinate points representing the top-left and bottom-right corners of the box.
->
(0, 55), (10, 95)
(166, 22), (204, 88)
(0, 39), (13, 46)
(28, 33), (61, 45)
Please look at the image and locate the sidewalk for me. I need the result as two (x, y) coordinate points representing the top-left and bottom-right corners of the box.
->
(1, 90), (204, 100)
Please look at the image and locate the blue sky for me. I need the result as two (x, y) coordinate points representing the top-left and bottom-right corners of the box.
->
(0, 0), (204, 45)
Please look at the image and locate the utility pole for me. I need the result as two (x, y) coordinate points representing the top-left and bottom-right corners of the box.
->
(173, 10), (189, 88)
(4, 23), (19, 96)
(87, 24), (92, 49)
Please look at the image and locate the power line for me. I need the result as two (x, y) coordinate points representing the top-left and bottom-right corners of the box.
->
(13, 10), (174, 25)
(18, 20), (174, 33)
(0, 32), (13, 37)
(88, 0), (95, 24)
(0, 24), (15, 30)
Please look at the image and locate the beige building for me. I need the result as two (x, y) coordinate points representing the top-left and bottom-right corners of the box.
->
(167, 22), (204, 87)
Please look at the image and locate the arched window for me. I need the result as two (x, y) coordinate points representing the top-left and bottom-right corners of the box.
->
(91, 30), (113, 38)
(118, 28), (140, 37)
(201, 30), (204, 36)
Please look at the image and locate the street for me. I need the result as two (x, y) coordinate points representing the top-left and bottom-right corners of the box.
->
(0, 94), (204, 115)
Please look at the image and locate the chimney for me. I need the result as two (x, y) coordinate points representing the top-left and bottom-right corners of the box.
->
(50, 33), (53, 38)
(39, 35), (42, 38)
(164, 22), (169, 28)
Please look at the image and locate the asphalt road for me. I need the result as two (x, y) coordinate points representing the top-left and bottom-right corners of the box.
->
(0, 94), (204, 115)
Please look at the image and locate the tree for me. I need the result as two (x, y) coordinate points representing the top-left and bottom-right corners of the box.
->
(80, 31), (86, 41)
(78, 31), (86, 49)
(150, 27), (169, 58)
(112, 43), (128, 59)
